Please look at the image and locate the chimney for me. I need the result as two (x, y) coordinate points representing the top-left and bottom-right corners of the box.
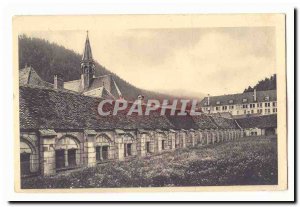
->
(207, 94), (210, 106)
(137, 94), (145, 104)
(54, 74), (64, 89)
(253, 89), (257, 102)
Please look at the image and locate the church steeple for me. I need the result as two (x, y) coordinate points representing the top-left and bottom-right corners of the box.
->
(82, 31), (93, 61)
(81, 31), (95, 90)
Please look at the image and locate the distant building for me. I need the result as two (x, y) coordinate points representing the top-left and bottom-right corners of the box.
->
(235, 114), (277, 136)
(199, 90), (277, 117)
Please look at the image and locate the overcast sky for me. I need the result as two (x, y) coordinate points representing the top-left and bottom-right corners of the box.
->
(23, 27), (276, 96)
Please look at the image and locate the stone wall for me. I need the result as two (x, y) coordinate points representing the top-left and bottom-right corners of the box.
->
(20, 128), (244, 176)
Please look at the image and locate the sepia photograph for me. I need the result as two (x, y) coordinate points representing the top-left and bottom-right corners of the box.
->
(13, 14), (287, 192)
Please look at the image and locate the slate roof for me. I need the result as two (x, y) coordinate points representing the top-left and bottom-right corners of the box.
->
(19, 85), (173, 130)
(19, 67), (53, 88)
(200, 90), (277, 107)
(235, 114), (277, 129)
(64, 79), (82, 93)
(209, 115), (239, 129)
(64, 75), (122, 99)
(165, 110), (199, 130)
(19, 86), (244, 131)
(191, 114), (218, 130)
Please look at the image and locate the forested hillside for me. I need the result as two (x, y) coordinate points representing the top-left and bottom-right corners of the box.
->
(243, 74), (276, 93)
(18, 35), (178, 101)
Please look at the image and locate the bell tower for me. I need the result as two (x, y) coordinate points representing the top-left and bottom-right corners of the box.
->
(81, 31), (95, 90)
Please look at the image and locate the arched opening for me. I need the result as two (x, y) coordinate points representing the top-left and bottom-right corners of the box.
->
(55, 136), (80, 170)
(123, 133), (136, 157)
(157, 132), (167, 152)
(20, 141), (32, 176)
(95, 134), (114, 162)
(142, 133), (154, 154)
(174, 133), (180, 148)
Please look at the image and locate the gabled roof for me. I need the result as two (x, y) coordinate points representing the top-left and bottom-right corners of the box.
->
(64, 74), (122, 99)
(200, 90), (277, 107)
(191, 114), (218, 130)
(64, 79), (82, 92)
(235, 114), (277, 129)
(19, 66), (53, 88)
(83, 87), (115, 100)
(164, 109), (198, 130)
(209, 115), (239, 129)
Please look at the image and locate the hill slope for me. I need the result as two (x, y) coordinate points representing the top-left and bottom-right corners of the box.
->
(18, 35), (187, 101)
(243, 74), (276, 93)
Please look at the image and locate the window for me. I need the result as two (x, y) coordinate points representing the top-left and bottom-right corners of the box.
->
(229, 105), (234, 109)
(229, 100), (233, 104)
(242, 98), (247, 103)
(124, 144), (132, 157)
(55, 149), (65, 169)
(162, 140), (166, 150)
(265, 102), (270, 107)
(242, 104), (248, 109)
(273, 102), (277, 107)
(222, 106), (227, 110)
(265, 96), (270, 101)
(273, 108), (277, 113)
(68, 149), (77, 166)
(146, 142), (150, 153)
(244, 110), (246, 114)
(249, 103), (256, 108)
(251, 110), (254, 114)
(258, 103), (262, 108)
(216, 101), (220, 105)
(215, 106), (219, 111)
(265, 109), (271, 114)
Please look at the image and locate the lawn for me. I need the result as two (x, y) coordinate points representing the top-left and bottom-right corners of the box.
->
(21, 136), (278, 189)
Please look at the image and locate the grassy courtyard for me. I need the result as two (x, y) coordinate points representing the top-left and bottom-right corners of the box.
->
(21, 136), (277, 189)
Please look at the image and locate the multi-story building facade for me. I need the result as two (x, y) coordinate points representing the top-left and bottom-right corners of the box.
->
(199, 90), (277, 117)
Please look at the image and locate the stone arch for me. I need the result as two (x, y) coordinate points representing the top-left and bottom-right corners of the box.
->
(20, 137), (39, 175)
(122, 133), (137, 157)
(55, 135), (81, 169)
(95, 133), (114, 161)
(55, 135), (80, 150)
(123, 133), (135, 143)
(138, 132), (155, 154)
(20, 137), (36, 154)
(95, 133), (113, 146)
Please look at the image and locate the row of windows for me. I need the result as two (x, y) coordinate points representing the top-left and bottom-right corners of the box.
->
(205, 96), (273, 106)
(203, 107), (278, 115)
(208, 101), (277, 110)
(241, 108), (277, 115)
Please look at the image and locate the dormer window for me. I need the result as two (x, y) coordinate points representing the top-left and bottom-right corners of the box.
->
(242, 98), (247, 103)
(216, 101), (220, 105)
(204, 102), (208, 106)
(229, 100), (233, 104)
(265, 96), (270, 101)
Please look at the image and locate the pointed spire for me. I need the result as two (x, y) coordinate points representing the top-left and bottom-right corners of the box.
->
(82, 30), (93, 61)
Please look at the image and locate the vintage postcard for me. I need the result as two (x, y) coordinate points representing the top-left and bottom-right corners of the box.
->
(13, 14), (287, 192)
